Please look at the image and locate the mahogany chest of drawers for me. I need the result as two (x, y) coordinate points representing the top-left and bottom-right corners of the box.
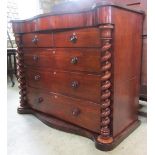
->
(12, 1), (144, 151)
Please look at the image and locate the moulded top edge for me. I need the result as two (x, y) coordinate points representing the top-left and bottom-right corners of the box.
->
(10, 2), (144, 23)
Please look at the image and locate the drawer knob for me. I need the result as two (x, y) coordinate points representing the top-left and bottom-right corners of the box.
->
(71, 57), (78, 64)
(32, 37), (38, 44)
(72, 108), (81, 116)
(33, 55), (38, 61)
(38, 97), (44, 103)
(71, 81), (79, 88)
(34, 75), (40, 81)
(70, 33), (77, 43)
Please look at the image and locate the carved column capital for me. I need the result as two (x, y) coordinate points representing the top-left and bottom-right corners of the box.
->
(97, 24), (114, 144)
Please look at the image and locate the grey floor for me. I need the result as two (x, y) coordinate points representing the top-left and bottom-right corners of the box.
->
(7, 80), (147, 155)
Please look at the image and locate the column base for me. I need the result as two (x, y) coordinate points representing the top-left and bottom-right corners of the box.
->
(95, 120), (141, 151)
(97, 136), (113, 144)
(17, 106), (33, 114)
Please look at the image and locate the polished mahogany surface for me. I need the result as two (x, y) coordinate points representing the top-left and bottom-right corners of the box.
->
(21, 28), (101, 47)
(11, 2), (143, 33)
(12, 1), (144, 151)
(108, 0), (147, 100)
(25, 68), (101, 102)
(27, 87), (101, 133)
(23, 48), (101, 72)
(111, 7), (143, 137)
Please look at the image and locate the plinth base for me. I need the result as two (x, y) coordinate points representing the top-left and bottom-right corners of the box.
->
(17, 107), (140, 151)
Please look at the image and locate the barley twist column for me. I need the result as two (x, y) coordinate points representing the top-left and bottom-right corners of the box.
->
(15, 35), (28, 111)
(97, 24), (114, 144)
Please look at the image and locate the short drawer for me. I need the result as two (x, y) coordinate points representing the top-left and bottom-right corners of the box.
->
(25, 69), (101, 103)
(22, 33), (54, 47)
(23, 48), (101, 73)
(21, 28), (101, 48)
(54, 28), (101, 47)
(27, 87), (100, 133)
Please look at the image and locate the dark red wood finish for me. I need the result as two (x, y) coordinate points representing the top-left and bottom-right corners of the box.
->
(12, 1), (144, 151)
(53, 28), (101, 47)
(23, 48), (101, 73)
(27, 87), (100, 133)
(25, 68), (101, 102)
(109, 0), (147, 100)
(22, 33), (54, 47)
(111, 7), (143, 137)
(21, 28), (101, 48)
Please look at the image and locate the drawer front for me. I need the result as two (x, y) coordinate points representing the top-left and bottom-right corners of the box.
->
(22, 33), (54, 47)
(27, 87), (100, 133)
(22, 28), (101, 48)
(26, 69), (101, 103)
(54, 28), (101, 47)
(23, 48), (101, 73)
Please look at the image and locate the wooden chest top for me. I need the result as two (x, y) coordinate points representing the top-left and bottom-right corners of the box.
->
(11, 2), (143, 34)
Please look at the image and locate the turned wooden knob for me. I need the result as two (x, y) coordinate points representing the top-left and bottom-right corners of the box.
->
(34, 75), (40, 81)
(33, 55), (38, 61)
(38, 97), (44, 103)
(32, 36), (38, 44)
(71, 57), (78, 64)
(72, 108), (80, 116)
(70, 33), (78, 43)
(71, 81), (79, 88)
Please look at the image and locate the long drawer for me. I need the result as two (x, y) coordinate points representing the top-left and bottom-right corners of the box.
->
(23, 48), (101, 73)
(21, 28), (101, 47)
(27, 87), (100, 133)
(25, 68), (101, 103)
